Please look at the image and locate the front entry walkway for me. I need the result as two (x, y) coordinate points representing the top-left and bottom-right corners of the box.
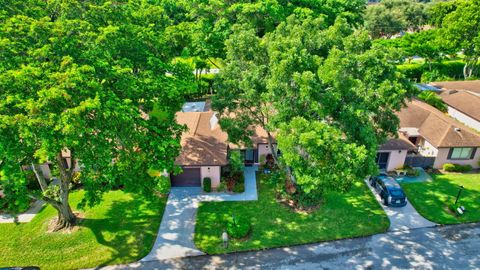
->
(141, 166), (258, 262)
(0, 200), (44, 224)
(366, 179), (436, 231)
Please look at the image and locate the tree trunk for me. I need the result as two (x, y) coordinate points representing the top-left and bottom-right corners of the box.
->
(31, 152), (77, 231)
(266, 131), (296, 194)
(464, 62), (469, 80)
(51, 199), (76, 231)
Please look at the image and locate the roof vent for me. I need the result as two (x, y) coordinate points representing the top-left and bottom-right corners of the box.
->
(454, 127), (461, 132)
(210, 113), (219, 130)
(449, 90), (458, 95)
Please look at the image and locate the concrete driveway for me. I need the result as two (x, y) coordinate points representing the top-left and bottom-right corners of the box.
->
(366, 180), (436, 231)
(141, 166), (258, 262)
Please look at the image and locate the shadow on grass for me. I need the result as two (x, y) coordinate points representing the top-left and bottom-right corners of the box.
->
(402, 174), (480, 224)
(195, 177), (389, 254)
(78, 194), (163, 268)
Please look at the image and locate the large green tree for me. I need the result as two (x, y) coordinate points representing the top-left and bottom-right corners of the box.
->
(0, 1), (195, 229)
(214, 14), (415, 200)
(441, 0), (480, 79)
(169, 0), (366, 60)
(365, 0), (429, 38)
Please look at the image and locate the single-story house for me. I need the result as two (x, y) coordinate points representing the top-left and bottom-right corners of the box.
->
(391, 99), (480, 170)
(173, 102), (276, 188)
(430, 80), (480, 132)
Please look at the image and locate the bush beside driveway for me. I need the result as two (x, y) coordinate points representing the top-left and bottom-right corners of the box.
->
(194, 174), (389, 254)
(401, 173), (480, 224)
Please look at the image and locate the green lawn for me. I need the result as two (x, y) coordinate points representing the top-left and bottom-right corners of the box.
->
(194, 174), (389, 254)
(0, 190), (166, 270)
(401, 173), (480, 224)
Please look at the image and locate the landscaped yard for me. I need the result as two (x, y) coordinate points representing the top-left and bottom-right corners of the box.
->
(401, 173), (480, 224)
(0, 190), (166, 270)
(194, 174), (389, 254)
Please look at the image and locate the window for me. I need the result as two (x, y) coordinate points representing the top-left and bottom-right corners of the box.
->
(449, 148), (474, 160)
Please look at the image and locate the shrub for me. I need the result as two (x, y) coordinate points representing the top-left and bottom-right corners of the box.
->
(233, 182), (245, 193)
(217, 180), (227, 192)
(156, 175), (171, 195)
(230, 174), (245, 193)
(229, 151), (244, 176)
(397, 61), (464, 82)
(459, 165), (473, 172)
(418, 90), (447, 112)
(203, 177), (212, 193)
(443, 163), (456, 171)
(443, 163), (473, 172)
(226, 215), (250, 239)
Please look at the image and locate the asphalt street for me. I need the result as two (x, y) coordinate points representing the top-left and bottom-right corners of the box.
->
(100, 223), (480, 270)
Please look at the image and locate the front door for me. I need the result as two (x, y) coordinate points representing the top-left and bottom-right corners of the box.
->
(245, 149), (254, 164)
(376, 152), (390, 170)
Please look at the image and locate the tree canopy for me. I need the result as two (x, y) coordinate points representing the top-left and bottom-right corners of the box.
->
(441, 0), (480, 78)
(0, 0), (195, 228)
(214, 14), (415, 201)
(365, 0), (429, 38)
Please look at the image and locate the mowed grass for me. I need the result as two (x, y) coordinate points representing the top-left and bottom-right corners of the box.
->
(402, 173), (480, 224)
(0, 190), (166, 270)
(195, 174), (389, 254)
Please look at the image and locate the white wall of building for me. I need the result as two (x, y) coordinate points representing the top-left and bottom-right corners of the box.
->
(448, 106), (480, 131)
(434, 147), (480, 169)
(201, 166), (221, 188)
(420, 139), (439, 157)
(378, 150), (408, 171)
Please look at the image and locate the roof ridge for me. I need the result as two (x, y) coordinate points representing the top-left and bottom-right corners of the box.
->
(191, 113), (201, 135)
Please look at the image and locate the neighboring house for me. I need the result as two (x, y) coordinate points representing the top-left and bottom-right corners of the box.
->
(440, 90), (480, 131)
(394, 99), (480, 169)
(431, 80), (480, 96)
(429, 80), (480, 132)
(172, 102), (276, 188)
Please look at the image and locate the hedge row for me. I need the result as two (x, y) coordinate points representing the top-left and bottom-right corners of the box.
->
(397, 61), (465, 82)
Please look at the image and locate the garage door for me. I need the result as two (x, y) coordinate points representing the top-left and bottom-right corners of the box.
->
(171, 167), (201, 187)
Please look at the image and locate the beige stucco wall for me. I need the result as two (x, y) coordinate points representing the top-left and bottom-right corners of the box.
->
(201, 166), (221, 188)
(258, 143), (276, 163)
(433, 147), (480, 169)
(378, 150), (408, 171)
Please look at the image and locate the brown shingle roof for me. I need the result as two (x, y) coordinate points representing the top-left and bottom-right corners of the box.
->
(397, 100), (480, 148)
(431, 80), (480, 94)
(175, 111), (229, 166)
(440, 90), (480, 121)
(380, 132), (416, 151)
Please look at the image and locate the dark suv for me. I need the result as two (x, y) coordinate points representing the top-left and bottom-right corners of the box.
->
(370, 175), (407, 207)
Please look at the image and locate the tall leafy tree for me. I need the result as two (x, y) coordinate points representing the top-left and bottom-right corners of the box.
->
(176, 0), (366, 59)
(214, 14), (415, 200)
(365, 0), (429, 38)
(441, 0), (480, 78)
(0, 1), (195, 229)
(267, 16), (415, 198)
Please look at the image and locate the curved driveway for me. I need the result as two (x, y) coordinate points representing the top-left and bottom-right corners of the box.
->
(365, 180), (436, 231)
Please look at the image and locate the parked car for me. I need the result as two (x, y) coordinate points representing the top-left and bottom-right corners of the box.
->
(369, 175), (407, 207)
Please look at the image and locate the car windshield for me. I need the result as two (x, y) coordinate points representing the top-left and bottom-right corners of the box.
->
(390, 189), (404, 197)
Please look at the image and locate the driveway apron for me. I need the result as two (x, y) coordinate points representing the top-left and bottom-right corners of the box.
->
(141, 166), (258, 261)
(366, 180), (436, 231)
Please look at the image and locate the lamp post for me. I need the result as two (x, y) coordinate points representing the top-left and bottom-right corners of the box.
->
(454, 185), (464, 205)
